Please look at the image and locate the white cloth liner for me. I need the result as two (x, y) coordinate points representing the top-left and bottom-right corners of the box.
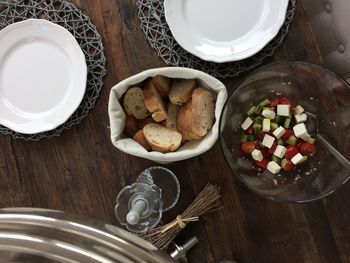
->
(108, 67), (228, 164)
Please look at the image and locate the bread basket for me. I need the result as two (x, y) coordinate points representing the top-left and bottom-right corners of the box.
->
(108, 67), (227, 164)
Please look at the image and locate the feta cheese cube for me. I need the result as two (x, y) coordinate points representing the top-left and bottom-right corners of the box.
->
(262, 109), (276, 120)
(274, 145), (287, 158)
(267, 161), (281, 174)
(277, 104), (290, 116)
(251, 149), (263, 161)
(294, 105), (304, 115)
(294, 113), (307, 123)
(273, 126), (286, 139)
(262, 118), (270, 132)
(241, 117), (253, 130)
(291, 153), (304, 165)
(293, 123), (308, 139)
(262, 134), (275, 148)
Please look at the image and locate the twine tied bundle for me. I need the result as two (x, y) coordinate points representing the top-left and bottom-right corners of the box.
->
(141, 183), (221, 250)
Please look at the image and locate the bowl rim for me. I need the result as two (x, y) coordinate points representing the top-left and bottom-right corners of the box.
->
(219, 60), (350, 203)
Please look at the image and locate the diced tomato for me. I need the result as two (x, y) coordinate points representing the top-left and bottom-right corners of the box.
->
(296, 140), (304, 149)
(257, 130), (265, 140)
(261, 149), (271, 159)
(281, 159), (294, 171)
(246, 126), (253, 135)
(279, 97), (292, 106)
(281, 129), (293, 141)
(256, 159), (268, 169)
(241, 142), (255, 154)
(253, 140), (261, 149)
(270, 98), (280, 107)
(285, 146), (299, 159)
(268, 143), (277, 154)
(299, 143), (317, 156)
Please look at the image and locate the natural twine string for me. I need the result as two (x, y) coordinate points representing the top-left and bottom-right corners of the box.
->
(141, 183), (221, 250)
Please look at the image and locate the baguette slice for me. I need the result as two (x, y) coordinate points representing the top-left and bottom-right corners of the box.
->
(143, 82), (168, 122)
(138, 116), (155, 129)
(169, 79), (196, 105)
(143, 123), (182, 153)
(124, 115), (138, 137)
(133, 130), (151, 151)
(152, 75), (172, 97)
(191, 88), (215, 137)
(123, 87), (149, 119)
(163, 103), (181, 130)
(177, 100), (202, 141)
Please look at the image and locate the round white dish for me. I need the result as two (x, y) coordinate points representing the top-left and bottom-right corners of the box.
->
(164, 0), (289, 63)
(0, 19), (87, 134)
(108, 67), (227, 164)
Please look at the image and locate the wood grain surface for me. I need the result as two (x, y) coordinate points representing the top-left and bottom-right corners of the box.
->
(0, 0), (349, 263)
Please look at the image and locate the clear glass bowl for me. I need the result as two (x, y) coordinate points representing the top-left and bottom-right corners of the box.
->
(219, 61), (350, 202)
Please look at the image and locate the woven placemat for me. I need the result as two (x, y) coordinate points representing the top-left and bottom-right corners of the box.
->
(137, 0), (296, 79)
(0, 0), (106, 140)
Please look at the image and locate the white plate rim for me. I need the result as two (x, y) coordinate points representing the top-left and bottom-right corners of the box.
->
(0, 19), (87, 134)
(164, 0), (289, 63)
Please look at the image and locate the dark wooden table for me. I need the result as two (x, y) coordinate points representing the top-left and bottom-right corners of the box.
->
(1, 1), (349, 263)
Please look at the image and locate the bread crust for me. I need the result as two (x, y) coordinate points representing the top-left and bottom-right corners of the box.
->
(177, 100), (202, 141)
(169, 79), (196, 105)
(143, 82), (168, 122)
(143, 123), (182, 153)
(133, 130), (151, 150)
(163, 103), (181, 130)
(152, 75), (171, 97)
(123, 87), (149, 119)
(192, 88), (215, 137)
(124, 115), (138, 137)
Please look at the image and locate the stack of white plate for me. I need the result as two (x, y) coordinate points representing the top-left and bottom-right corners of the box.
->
(0, 19), (87, 134)
(164, 0), (289, 63)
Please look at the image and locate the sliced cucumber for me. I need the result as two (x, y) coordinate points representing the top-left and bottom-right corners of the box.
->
(258, 99), (271, 107)
(241, 135), (253, 142)
(252, 123), (262, 136)
(308, 138), (316, 144)
(277, 138), (284, 145)
(271, 122), (278, 130)
(284, 117), (292, 128)
(275, 116), (285, 124)
(255, 116), (263, 124)
(272, 155), (280, 164)
(254, 104), (262, 114)
(263, 107), (273, 111)
(247, 106), (256, 116)
(281, 158), (288, 168)
(286, 135), (297, 145)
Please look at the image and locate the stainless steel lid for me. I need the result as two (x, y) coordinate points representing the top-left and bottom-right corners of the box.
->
(0, 208), (175, 263)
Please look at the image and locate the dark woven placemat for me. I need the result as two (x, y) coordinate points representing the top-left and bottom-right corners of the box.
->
(0, 0), (107, 140)
(137, 0), (296, 79)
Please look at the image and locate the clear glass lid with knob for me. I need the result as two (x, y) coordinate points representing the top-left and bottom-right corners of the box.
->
(115, 166), (180, 233)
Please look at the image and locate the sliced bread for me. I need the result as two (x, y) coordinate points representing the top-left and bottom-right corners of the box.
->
(169, 79), (196, 105)
(163, 103), (181, 130)
(124, 115), (138, 137)
(152, 75), (172, 97)
(143, 123), (182, 153)
(191, 87), (215, 137)
(123, 87), (149, 119)
(143, 82), (168, 122)
(177, 100), (202, 141)
(138, 116), (155, 129)
(133, 130), (151, 151)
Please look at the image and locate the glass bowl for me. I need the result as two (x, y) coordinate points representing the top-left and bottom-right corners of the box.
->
(219, 61), (350, 202)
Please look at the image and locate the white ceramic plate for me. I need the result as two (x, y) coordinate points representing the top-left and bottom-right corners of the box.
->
(0, 19), (87, 134)
(164, 0), (289, 63)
